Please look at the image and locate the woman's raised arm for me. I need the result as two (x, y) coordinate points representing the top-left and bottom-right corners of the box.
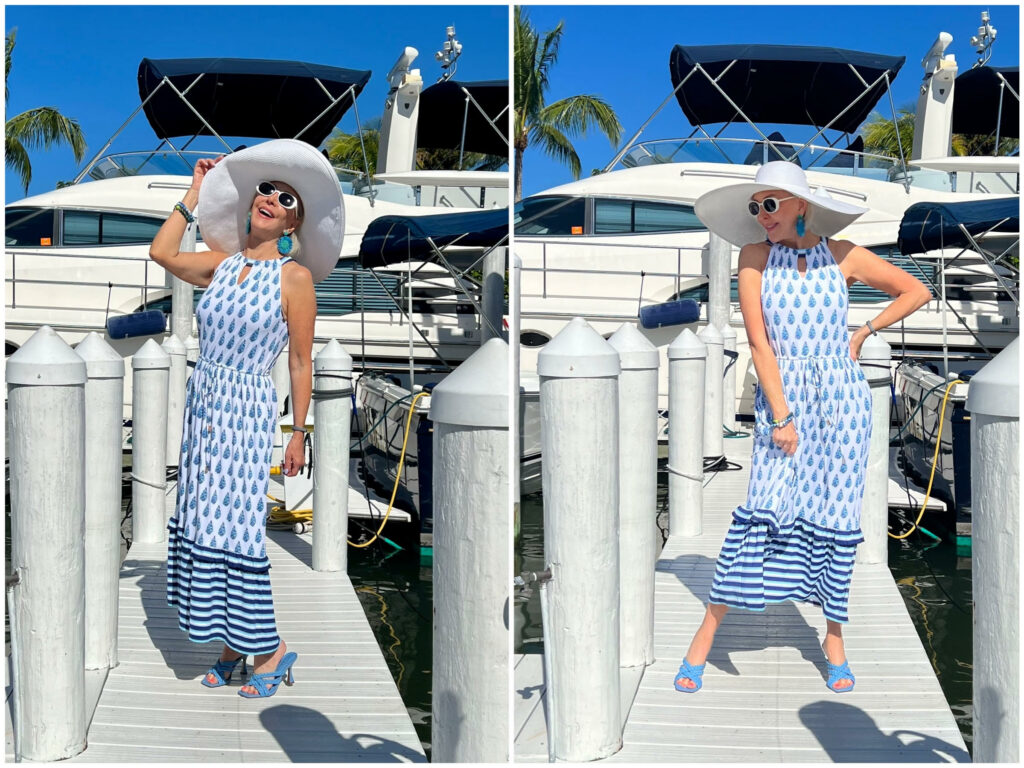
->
(149, 157), (230, 287)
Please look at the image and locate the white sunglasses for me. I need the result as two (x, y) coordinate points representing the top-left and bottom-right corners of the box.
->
(747, 196), (796, 216)
(256, 181), (300, 211)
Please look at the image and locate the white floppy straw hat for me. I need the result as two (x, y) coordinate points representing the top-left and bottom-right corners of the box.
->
(197, 138), (344, 282)
(693, 161), (868, 248)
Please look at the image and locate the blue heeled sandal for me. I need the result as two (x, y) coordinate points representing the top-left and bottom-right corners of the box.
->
(238, 652), (297, 699)
(673, 658), (706, 693)
(823, 644), (855, 693)
(201, 655), (248, 688)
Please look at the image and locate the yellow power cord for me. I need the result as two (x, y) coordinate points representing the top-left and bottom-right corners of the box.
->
(267, 391), (429, 548)
(889, 379), (962, 540)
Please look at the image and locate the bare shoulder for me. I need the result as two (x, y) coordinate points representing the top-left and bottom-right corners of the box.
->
(281, 260), (314, 293)
(826, 238), (869, 280)
(738, 241), (770, 271)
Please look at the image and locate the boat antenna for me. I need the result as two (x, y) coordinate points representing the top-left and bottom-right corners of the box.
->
(970, 11), (997, 69)
(435, 25), (463, 83)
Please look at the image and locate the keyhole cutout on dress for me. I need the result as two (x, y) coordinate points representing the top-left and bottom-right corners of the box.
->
(797, 256), (808, 279)
(237, 264), (253, 287)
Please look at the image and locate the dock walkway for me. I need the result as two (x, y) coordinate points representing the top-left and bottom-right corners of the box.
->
(6, 478), (426, 763)
(515, 438), (970, 762)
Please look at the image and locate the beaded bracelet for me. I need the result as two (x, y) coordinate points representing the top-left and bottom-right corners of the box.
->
(173, 201), (196, 224)
(770, 412), (794, 430)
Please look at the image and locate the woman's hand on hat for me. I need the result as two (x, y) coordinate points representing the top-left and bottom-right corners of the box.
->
(191, 156), (224, 191)
(772, 421), (798, 456)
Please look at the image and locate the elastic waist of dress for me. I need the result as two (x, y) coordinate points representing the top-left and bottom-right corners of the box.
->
(774, 354), (853, 363)
(194, 356), (271, 380)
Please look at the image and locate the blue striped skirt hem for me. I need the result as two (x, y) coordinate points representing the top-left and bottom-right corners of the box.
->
(708, 509), (859, 623)
(167, 526), (280, 655)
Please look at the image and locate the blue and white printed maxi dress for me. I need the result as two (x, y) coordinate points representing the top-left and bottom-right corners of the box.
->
(167, 253), (293, 655)
(708, 239), (871, 623)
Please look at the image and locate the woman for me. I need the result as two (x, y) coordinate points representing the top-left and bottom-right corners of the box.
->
(149, 139), (344, 698)
(674, 161), (931, 693)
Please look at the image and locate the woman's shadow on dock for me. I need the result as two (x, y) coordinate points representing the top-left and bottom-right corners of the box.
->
(260, 704), (426, 762)
(661, 552), (826, 676)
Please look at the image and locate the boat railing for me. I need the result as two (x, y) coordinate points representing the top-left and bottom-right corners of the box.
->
(620, 137), (954, 190)
(5, 247), (167, 316)
(81, 150), (224, 181)
(516, 236), (706, 300)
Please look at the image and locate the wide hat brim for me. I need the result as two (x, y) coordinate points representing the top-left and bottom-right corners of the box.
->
(694, 167), (868, 248)
(197, 139), (344, 282)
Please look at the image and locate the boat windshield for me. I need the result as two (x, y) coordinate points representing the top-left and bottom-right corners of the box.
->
(620, 137), (954, 191)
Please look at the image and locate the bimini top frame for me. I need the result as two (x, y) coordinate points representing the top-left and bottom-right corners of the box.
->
(417, 79), (510, 166)
(73, 57), (373, 185)
(604, 43), (906, 177)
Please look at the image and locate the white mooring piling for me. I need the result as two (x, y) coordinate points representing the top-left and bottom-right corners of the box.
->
(966, 338), (1019, 763)
(311, 340), (353, 573)
(481, 245), (507, 345)
(430, 337), (510, 763)
(163, 334), (187, 468)
(856, 335), (893, 566)
(6, 326), (88, 761)
(170, 226), (196, 342)
(608, 323), (659, 669)
(705, 233), (733, 331)
(75, 333), (126, 671)
(698, 322), (724, 459)
(131, 339), (170, 544)
(539, 317), (622, 761)
(722, 322), (737, 433)
(668, 329), (707, 537)
(184, 334), (199, 366)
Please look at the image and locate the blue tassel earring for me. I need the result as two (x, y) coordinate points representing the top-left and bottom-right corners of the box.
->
(277, 232), (293, 256)
(796, 213), (806, 238)
(245, 212), (251, 234)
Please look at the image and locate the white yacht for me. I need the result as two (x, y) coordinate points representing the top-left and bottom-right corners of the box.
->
(5, 36), (509, 379)
(514, 25), (1018, 417)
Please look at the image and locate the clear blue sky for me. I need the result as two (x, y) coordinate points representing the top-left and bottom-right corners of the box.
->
(4, 4), (509, 203)
(518, 4), (1020, 197)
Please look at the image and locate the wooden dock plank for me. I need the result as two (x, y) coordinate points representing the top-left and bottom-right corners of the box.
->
(5, 478), (425, 763)
(514, 438), (970, 763)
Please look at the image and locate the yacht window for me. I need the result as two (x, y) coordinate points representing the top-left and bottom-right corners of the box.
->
(5, 207), (55, 247)
(594, 198), (704, 234)
(62, 210), (164, 246)
(674, 278), (739, 303)
(514, 196), (586, 235)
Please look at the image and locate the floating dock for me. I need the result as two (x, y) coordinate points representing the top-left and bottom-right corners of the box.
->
(515, 437), (970, 762)
(6, 478), (426, 763)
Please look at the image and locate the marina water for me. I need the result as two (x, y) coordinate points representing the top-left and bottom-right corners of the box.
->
(514, 476), (975, 755)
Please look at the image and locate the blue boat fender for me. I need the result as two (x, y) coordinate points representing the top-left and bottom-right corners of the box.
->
(639, 299), (700, 329)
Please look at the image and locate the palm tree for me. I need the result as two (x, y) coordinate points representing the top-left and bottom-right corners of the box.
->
(513, 8), (622, 201)
(326, 118), (506, 176)
(5, 28), (87, 194)
(861, 104), (1018, 160)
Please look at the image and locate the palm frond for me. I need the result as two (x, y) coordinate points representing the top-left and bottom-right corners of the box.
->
(541, 94), (623, 147)
(6, 106), (87, 162)
(325, 127), (380, 176)
(5, 135), (31, 193)
(529, 122), (581, 179)
(860, 107), (915, 159)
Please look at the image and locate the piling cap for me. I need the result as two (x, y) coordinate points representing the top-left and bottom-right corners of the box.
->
(966, 337), (1018, 418)
(161, 334), (186, 355)
(859, 334), (892, 362)
(721, 323), (737, 341)
(75, 332), (125, 379)
(668, 328), (707, 360)
(696, 323), (724, 346)
(6, 325), (86, 386)
(430, 337), (508, 428)
(184, 336), (200, 351)
(131, 338), (171, 370)
(537, 317), (620, 378)
(314, 338), (354, 372)
(608, 323), (659, 370)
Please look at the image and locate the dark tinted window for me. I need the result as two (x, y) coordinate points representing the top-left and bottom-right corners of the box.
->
(5, 207), (55, 247)
(514, 196), (586, 235)
(62, 210), (164, 246)
(594, 198), (704, 234)
(848, 246), (936, 304)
